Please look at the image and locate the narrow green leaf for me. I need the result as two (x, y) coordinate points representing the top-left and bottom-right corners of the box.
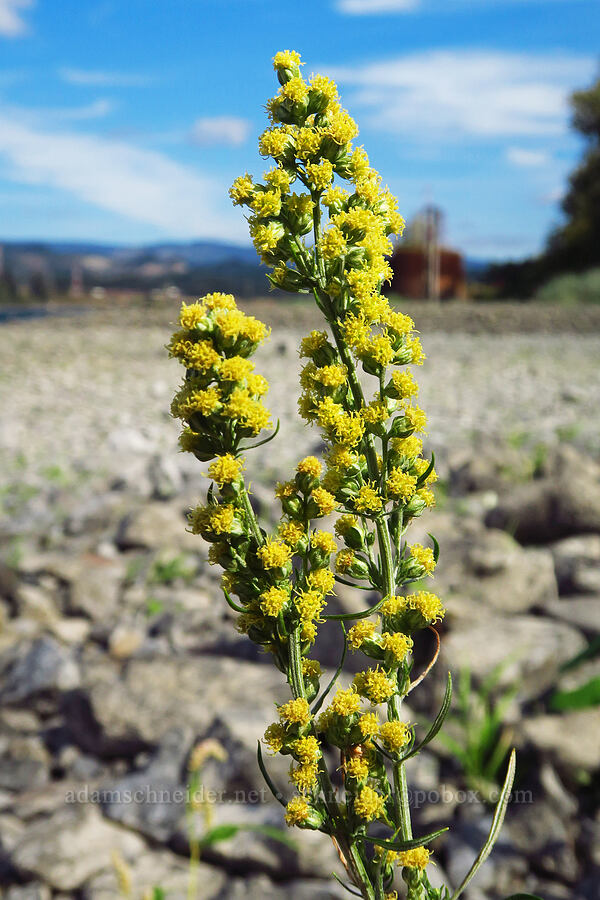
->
(359, 826), (448, 852)
(222, 588), (246, 614)
(402, 672), (452, 761)
(334, 575), (373, 592)
(242, 823), (297, 850)
(311, 625), (348, 715)
(151, 889), (166, 900)
(502, 895), (544, 899)
(416, 452), (436, 488)
(197, 823), (240, 848)
(428, 533), (440, 563)
(449, 749), (516, 900)
(332, 872), (364, 897)
(323, 595), (386, 621)
(240, 418), (281, 451)
(550, 677), (600, 711)
(257, 741), (287, 808)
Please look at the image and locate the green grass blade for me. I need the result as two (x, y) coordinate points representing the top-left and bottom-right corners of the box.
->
(257, 741), (287, 807)
(359, 826), (448, 852)
(449, 749), (516, 900)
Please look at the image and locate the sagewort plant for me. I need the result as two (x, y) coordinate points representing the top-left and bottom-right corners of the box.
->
(168, 50), (516, 900)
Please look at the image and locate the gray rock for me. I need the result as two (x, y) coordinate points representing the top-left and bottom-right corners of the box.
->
(83, 848), (224, 900)
(69, 554), (125, 621)
(507, 798), (579, 882)
(519, 708), (600, 769)
(485, 464), (600, 544)
(148, 453), (184, 500)
(449, 443), (531, 495)
(546, 595), (600, 634)
(3, 885), (51, 900)
(0, 637), (79, 705)
(439, 523), (558, 616)
(441, 615), (586, 698)
(10, 804), (146, 891)
(101, 727), (192, 842)
(80, 651), (287, 746)
(218, 874), (349, 899)
(0, 734), (50, 791)
(550, 535), (600, 595)
(116, 502), (201, 552)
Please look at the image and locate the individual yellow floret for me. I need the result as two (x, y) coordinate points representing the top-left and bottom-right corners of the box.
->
(219, 356), (255, 382)
(313, 364), (348, 388)
(353, 668), (396, 704)
(258, 540), (292, 569)
(330, 688), (361, 717)
(285, 795), (310, 827)
(358, 712), (379, 739)
(311, 487), (337, 515)
(229, 174), (255, 206)
(306, 160), (334, 190)
(396, 847), (430, 870)
(405, 405), (427, 433)
(311, 530), (337, 554)
(293, 736), (321, 765)
(354, 483), (383, 513)
(407, 591), (445, 623)
(289, 761), (319, 793)
(334, 514), (358, 536)
(320, 226), (347, 259)
(273, 49), (302, 70)
(263, 722), (286, 754)
(281, 75), (308, 103)
(386, 469), (417, 502)
(259, 586), (289, 617)
(294, 589), (326, 623)
(300, 330), (329, 357)
(391, 371), (418, 398)
(391, 435), (423, 458)
(278, 520), (305, 547)
(381, 631), (413, 661)
(354, 786), (386, 822)
(297, 456), (322, 477)
(347, 619), (378, 649)
(335, 549), (355, 574)
(409, 544), (436, 574)
(380, 720), (411, 753)
(307, 568), (336, 596)
(344, 756), (370, 781)
(380, 595), (404, 617)
(302, 658), (322, 678)
(208, 454), (244, 486)
(278, 698), (311, 726)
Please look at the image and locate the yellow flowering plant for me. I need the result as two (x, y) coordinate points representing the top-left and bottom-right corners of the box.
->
(168, 49), (516, 900)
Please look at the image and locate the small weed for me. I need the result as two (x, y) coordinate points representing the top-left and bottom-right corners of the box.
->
(148, 553), (196, 585)
(555, 422), (581, 442)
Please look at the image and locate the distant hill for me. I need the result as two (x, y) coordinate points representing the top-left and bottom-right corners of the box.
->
(0, 239), (268, 298)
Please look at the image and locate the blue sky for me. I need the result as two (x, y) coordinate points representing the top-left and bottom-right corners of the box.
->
(0, 0), (598, 259)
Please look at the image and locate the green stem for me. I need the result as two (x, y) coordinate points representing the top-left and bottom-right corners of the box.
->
(239, 483), (264, 547)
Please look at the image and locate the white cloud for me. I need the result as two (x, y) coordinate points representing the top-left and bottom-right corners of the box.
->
(335, 0), (588, 13)
(0, 0), (33, 37)
(0, 110), (244, 240)
(59, 67), (154, 87)
(329, 50), (595, 138)
(188, 116), (251, 147)
(337, 0), (418, 14)
(506, 147), (550, 167)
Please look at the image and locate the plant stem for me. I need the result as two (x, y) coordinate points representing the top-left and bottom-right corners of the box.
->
(239, 484), (264, 546)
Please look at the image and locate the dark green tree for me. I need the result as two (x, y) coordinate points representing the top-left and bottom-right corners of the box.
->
(546, 72), (600, 272)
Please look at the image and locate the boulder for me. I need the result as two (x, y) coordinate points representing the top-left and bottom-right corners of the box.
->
(83, 848), (224, 900)
(116, 502), (202, 553)
(147, 453), (185, 500)
(546, 596), (600, 635)
(441, 615), (586, 699)
(0, 637), (80, 706)
(485, 454), (600, 544)
(448, 443), (531, 495)
(549, 535), (600, 595)
(10, 804), (146, 891)
(519, 708), (600, 770)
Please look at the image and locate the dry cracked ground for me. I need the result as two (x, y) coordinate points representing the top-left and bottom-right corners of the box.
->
(0, 300), (599, 900)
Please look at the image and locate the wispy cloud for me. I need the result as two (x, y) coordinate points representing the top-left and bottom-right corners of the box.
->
(335, 0), (588, 14)
(188, 116), (251, 147)
(59, 67), (154, 88)
(0, 110), (243, 240)
(329, 50), (594, 138)
(0, 0), (33, 37)
(337, 0), (418, 14)
(506, 147), (550, 167)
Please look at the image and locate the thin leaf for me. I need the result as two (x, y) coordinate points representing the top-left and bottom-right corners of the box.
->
(550, 677), (600, 711)
(312, 625), (348, 715)
(402, 672), (452, 761)
(359, 826), (448, 852)
(151, 889), (166, 900)
(240, 418), (280, 451)
(332, 873), (363, 897)
(257, 741), (287, 807)
(241, 823), (297, 850)
(323, 595), (386, 621)
(502, 895), (544, 900)
(197, 824), (240, 848)
(428, 532), (440, 563)
(222, 588), (246, 614)
(449, 749), (516, 900)
(334, 575), (373, 592)
(416, 452), (436, 488)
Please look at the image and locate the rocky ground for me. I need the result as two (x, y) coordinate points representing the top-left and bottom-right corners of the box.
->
(0, 301), (599, 900)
